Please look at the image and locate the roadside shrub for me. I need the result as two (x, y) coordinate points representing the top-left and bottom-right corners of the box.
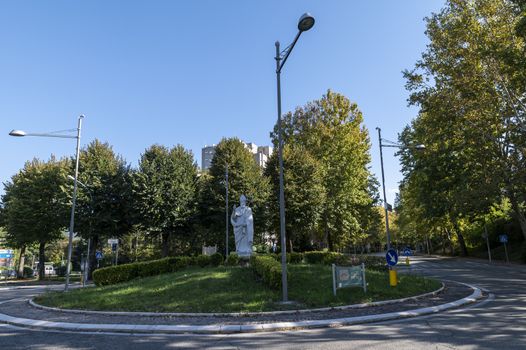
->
(93, 263), (139, 286)
(275, 252), (304, 264)
(250, 255), (284, 290)
(225, 253), (240, 266)
(210, 253), (223, 266)
(137, 258), (173, 278)
(173, 256), (193, 269)
(304, 251), (327, 264)
(322, 252), (346, 265)
(196, 254), (211, 267)
(23, 266), (33, 278)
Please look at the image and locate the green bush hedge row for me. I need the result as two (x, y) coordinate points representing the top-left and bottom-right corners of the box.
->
(269, 251), (386, 270)
(250, 255), (284, 290)
(93, 253), (225, 286)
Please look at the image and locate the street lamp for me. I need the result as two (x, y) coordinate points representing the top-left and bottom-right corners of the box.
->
(9, 115), (84, 292)
(275, 13), (315, 302)
(67, 175), (93, 286)
(376, 127), (424, 251)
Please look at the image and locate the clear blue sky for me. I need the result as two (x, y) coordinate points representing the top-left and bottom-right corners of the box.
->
(0, 0), (444, 205)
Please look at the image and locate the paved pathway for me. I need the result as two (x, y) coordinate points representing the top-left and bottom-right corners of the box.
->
(0, 256), (523, 349)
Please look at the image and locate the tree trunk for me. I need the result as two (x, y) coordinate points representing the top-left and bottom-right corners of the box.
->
(17, 246), (26, 279)
(451, 225), (468, 257)
(38, 242), (46, 280)
(161, 232), (170, 257)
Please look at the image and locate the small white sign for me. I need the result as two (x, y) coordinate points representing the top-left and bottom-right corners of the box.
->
(107, 238), (119, 245)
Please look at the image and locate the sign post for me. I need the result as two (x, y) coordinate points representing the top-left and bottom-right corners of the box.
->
(332, 263), (367, 296)
(95, 250), (103, 268)
(386, 248), (398, 287)
(498, 234), (509, 263)
(108, 239), (119, 266)
(403, 247), (412, 266)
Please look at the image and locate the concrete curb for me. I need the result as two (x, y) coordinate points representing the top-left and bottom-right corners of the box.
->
(0, 282), (483, 334)
(28, 283), (445, 317)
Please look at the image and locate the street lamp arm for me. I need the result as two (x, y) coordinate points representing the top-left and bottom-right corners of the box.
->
(276, 31), (302, 73)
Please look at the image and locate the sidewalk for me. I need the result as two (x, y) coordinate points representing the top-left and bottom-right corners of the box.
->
(0, 281), (483, 334)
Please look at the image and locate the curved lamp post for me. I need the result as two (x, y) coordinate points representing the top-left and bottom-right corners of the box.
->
(275, 13), (315, 302)
(9, 115), (84, 292)
(376, 127), (424, 251)
(68, 175), (93, 286)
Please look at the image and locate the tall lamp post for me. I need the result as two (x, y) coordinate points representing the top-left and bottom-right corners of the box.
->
(68, 175), (93, 285)
(275, 13), (315, 302)
(225, 164), (229, 257)
(376, 127), (424, 251)
(10, 115), (84, 292)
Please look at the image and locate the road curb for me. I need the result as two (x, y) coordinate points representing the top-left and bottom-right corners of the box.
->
(0, 282), (483, 334)
(28, 283), (445, 317)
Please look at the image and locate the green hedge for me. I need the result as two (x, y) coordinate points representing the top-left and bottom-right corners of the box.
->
(225, 253), (240, 266)
(93, 255), (210, 286)
(250, 255), (284, 290)
(304, 251), (327, 264)
(92, 263), (140, 286)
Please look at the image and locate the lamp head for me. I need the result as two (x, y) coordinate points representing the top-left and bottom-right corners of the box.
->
(298, 13), (315, 32)
(9, 130), (26, 137)
(415, 144), (426, 150)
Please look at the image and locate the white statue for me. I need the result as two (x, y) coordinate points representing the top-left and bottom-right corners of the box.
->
(230, 194), (254, 257)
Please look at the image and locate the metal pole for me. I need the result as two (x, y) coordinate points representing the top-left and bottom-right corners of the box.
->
(84, 238), (90, 285)
(376, 127), (391, 251)
(65, 115), (83, 292)
(225, 164), (229, 257)
(484, 225), (491, 263)
(276, 40), (288, 302)
(503, 242), (509, 263)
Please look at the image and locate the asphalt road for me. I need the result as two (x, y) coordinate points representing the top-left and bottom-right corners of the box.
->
(0, 256), (524, 349)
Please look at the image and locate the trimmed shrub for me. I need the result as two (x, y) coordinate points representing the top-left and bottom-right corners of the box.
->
(322, 252), (346, 265)
(304, 251), (327, 264)
(196, 254), (211, 267)
(225, 253), (240, 266)
(137, 258), (173, 278)
(93, 263), (139, 286)
(289, 252), (304, 264)
(210, 253), (223, 266)
(250, 255), (284, 290)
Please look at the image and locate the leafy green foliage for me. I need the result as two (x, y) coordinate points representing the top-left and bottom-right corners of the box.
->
(270, 90), (381, 250)
(250, 254), (284, 290)
(1, 157), (70, 279)
(399, 0), (526, 252)
(264, 145), (325, 251)
(225, 253), (240, 266)
(198, 138), (270, 250)
(133, 144), (198, 256)
(210, 253), (223, 266)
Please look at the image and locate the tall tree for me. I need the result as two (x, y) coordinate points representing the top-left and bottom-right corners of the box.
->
(198, 138), (270, 252)
(264, 145), (325, 251)
(1, 158), (70, 279)
(402, 0), (526, 244)
(271, 90), (379, 250)
(74, 140), (134, 270)
(133, 144), (198, 257)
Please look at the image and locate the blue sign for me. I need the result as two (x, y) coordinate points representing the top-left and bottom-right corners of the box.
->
(95, 251), (103, 260)
(403, 247), (412, 256)
(498, 234), (508, 243)
(386, 249), (398, 266)
(0, 254), (12, 259)
(111, 243), (118, 252)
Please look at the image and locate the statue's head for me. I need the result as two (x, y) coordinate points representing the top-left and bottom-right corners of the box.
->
(240, 194), (247, 206)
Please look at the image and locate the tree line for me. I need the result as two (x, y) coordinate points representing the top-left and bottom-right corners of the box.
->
(396, 0), (526, 260)
(0, 91), (384, 279)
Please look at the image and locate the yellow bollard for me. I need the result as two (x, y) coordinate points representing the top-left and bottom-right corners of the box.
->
(405, 257), (410, 266)
(389, 269), (397, 287)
